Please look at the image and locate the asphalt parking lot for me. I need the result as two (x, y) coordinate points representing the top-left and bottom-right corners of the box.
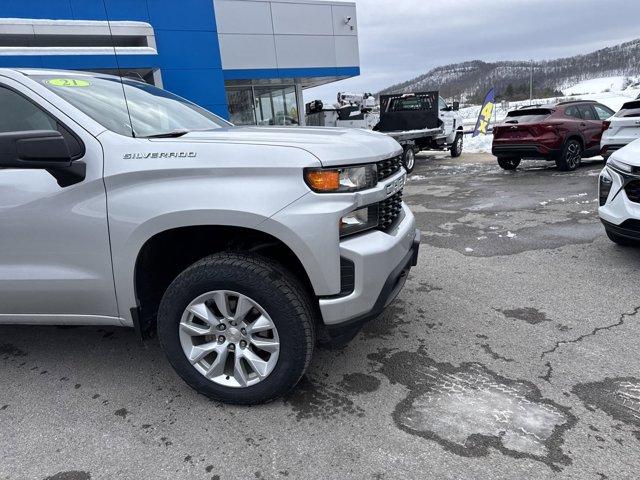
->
(2, 152), (640, 480)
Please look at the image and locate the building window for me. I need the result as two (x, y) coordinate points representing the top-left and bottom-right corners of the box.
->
(226, 85), (299, 126)
(227, 87), (256, 126)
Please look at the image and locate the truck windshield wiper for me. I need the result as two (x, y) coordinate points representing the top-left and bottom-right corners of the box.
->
(144, 129), (191, 138)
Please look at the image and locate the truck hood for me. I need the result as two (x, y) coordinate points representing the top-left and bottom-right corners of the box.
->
(156, 126), (402, 166)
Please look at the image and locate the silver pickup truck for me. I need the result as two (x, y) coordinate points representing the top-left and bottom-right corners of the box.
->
(0, 69), (419, 404)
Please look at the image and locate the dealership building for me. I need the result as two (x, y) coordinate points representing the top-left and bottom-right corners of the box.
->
(0, 0), (360, 125)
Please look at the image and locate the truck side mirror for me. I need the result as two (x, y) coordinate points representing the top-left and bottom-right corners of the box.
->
(0, 130), (86, 187)
(452, 101), (460, 111)
(0, 130), (72, 169)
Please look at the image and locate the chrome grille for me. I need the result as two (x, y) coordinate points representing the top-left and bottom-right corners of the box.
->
(376, 155), (403, 181)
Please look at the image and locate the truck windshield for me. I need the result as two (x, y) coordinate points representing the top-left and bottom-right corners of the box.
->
(34, 74), (231, 138)
(388, 97), (433, 112)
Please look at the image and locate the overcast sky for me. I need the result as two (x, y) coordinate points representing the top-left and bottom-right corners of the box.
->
(305, 0), (640, 104)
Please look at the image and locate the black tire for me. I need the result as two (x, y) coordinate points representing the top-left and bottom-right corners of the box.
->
(556, 139), (582, 171)
(402, 147), (416, 173)
(497, 156), (521, 170)
(157, 252), (315, 405)
(605, 229), (639, 247)
(450, 133), (463, 158)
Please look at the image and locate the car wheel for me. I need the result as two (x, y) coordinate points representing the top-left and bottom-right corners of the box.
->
(556, 139), (582, 171)
(157, 252), (315, 405)
(497, 156), (521, 170)
(605, 229), (639, 247)
(450, 133), (463, 158)
(402, 147), (416, 173)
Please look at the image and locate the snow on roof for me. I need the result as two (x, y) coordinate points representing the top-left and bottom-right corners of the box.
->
(0, 18), (151, 28)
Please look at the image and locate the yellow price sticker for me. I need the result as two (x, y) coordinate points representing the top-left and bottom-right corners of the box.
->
(47, 78), (91, 87)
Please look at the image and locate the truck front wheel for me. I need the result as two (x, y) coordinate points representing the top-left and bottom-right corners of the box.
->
(402, 147), (416, 173)
(157, 252), (315, 405)
(450, 133), (463, 158)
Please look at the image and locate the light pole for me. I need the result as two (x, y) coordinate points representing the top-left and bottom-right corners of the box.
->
(530, 60), (534, 105)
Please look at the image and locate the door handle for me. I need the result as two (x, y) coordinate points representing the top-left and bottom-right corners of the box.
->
(580, 123), (586, 127)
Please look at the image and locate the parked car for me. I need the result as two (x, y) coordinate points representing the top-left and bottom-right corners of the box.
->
(600, 99), (640, 159)
(0, 69), (420, 405)
(492, 100), (614, 171)
(598, 138), (640, 246)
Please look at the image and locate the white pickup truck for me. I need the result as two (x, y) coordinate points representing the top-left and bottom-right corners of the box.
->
(0, 68), (420, 405)
(374, 91), (465, 172)
(307, 91), (464, 172)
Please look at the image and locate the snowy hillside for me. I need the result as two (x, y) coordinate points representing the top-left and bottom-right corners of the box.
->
(379, 39), (640, 104)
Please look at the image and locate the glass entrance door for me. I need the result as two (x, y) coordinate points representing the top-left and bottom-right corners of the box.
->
(226, 85), (298, 126)
(254, 86), (298, 126)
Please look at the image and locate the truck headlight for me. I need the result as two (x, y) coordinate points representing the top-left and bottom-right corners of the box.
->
(304, 164), (377, 193)
(340, 205), (379, 237)
(599, 169), (613, 206)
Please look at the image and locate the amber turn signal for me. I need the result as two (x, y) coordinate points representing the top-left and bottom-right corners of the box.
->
(305, 169), (340, 192)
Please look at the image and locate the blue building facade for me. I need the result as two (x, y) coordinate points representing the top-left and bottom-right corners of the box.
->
(0, 0), (360, 123)
(0, 0), (228, 117)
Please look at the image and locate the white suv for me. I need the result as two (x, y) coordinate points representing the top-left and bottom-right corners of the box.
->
(601, 99), (640, 159)
(598, 139), (640, 246)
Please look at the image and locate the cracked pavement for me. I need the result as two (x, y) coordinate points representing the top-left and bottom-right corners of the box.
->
(2, 152), (640, 479)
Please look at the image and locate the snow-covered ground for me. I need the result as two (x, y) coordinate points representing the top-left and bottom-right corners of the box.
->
(458, 75), (640, 153)
(562, 76), (638, 96)
(463, 133), (494, 154)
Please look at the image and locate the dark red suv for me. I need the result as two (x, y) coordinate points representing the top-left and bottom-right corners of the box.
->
(492, 100), (614, 171)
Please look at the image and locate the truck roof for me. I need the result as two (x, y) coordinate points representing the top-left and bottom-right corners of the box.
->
(0, 68), (117, 80)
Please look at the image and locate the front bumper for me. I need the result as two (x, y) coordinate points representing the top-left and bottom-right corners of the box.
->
(319, 203), (419, 327)
(598, 165), (640, 226)
(601, 219), (640, 240)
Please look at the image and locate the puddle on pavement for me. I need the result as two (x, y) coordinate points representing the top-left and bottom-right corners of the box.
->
(283, 376), (365, 421)
(573, 378), (640, 435)
(370, 347), (576, 471)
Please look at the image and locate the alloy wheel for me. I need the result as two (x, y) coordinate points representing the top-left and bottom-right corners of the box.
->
(178, 290), (280, 388)
(566, 141), (582, 169)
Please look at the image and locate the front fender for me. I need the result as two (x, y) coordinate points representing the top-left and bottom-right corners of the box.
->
(100, 132), (321, 324)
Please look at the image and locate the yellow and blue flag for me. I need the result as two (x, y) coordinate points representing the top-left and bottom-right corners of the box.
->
(473, 88), (495, 137)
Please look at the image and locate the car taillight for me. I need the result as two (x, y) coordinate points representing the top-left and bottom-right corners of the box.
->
(531, 123), (558, 136)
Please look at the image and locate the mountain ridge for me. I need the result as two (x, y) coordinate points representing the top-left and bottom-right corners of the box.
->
(378, 39), (640, 103)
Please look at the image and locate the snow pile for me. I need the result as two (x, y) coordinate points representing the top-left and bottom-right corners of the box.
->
(463, 133), (493, 154)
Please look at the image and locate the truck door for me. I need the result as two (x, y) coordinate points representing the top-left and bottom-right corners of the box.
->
(439, 96), (456, 137)
(0, 78), (118, 321)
